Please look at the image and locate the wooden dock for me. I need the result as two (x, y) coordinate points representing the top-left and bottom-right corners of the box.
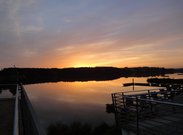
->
(123, 83), (151, 87)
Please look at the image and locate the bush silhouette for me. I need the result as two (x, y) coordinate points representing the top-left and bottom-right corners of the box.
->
(47, 121), (121, 135)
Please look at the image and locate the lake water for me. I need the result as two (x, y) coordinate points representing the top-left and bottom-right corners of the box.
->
(24, 73), (183, 130)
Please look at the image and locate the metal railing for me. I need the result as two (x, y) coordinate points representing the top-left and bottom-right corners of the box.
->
(13, 84), (19, 135)
(112, 88), (183, 135)
(0, 83), (45, 135)
(20, 84), (46, 135)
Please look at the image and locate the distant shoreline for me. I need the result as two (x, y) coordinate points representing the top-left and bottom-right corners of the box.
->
(0, 67), (183, 84)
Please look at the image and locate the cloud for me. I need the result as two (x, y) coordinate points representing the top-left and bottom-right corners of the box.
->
(0, 0), (183, 68)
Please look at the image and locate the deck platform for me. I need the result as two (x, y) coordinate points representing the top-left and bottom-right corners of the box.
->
(111, 87), (183, 135)
(0, 98), (15, 135)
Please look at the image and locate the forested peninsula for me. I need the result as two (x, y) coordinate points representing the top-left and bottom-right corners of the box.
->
(0, 67), (183, 84)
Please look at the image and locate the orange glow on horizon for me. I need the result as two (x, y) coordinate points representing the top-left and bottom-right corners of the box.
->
(72, 63), (98, 68)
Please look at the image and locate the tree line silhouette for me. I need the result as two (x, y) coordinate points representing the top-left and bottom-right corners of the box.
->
(0, 67), (182, 84)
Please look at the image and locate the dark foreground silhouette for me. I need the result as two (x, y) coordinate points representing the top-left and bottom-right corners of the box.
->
(0, 67), (182, 84)
(47, 122), (121, 135)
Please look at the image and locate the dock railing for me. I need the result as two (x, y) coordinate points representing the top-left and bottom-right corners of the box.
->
(112, 88), (183, 135)
(0, 84), (45, 135)
(20, 84), (46, 135)
(13, 84), (19, 135)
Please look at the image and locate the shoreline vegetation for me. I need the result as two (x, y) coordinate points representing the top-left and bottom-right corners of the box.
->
(47, 121), (121, 135)
(0, 67), (183, 84)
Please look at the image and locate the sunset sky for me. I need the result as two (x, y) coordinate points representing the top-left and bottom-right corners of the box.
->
(0, 0), (183, 68)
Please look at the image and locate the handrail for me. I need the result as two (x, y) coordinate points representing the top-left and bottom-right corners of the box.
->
(113, 88), (165, 95)
(140, 98), (183, 107)
(13, 84), (19, 135)
(20, 84), (46, 135)
(124, 95), (183, 107)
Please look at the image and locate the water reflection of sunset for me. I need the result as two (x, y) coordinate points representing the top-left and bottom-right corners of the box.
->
(22, 73), (183, 130)
(24, 75), (167, 128)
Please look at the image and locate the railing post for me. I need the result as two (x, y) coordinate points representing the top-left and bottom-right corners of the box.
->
(148, 90), (150, 99)
(136, 96), (139, 135)
(148, 90), (153, 112)
(112, 93), (122, 135)
(122, 93), (125, 108)
(170, 90), (176, 113)
(112, 94), (118, 125)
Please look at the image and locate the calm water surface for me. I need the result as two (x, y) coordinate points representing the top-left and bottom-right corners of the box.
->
(24, 74), (183, 130)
